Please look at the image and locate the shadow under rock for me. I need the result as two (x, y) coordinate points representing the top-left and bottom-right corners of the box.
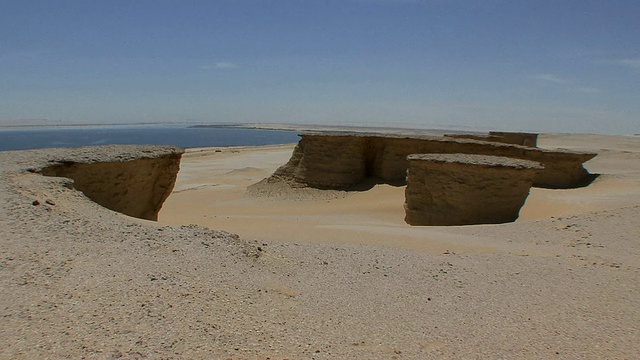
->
(344, 177), (406, 192)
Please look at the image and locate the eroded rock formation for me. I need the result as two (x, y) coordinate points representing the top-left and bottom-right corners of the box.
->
(445, 131), (539, 147)
(273, 132), (596, 189)
(38, 145), (183, 220)
(404, 154), (542, 226)
(490, 131), (539, 147)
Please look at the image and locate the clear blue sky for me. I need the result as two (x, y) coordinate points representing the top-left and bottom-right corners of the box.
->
(1, 0), (639, 134)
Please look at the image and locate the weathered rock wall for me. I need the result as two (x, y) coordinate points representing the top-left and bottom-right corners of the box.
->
(404, 154), (542, 226)
(489, 131), (539, 147)
(38, 145), (183, 220)
(445, 131), (538, 147)
(274, 135), (368, 187)
(273, 132), (596, 189)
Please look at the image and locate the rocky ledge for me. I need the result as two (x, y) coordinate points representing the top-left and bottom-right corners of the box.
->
(445, 131), (539, 147)
(6, 145), (184, 220)
(404, 154), (543, 226)
(272, 132), (596, 189)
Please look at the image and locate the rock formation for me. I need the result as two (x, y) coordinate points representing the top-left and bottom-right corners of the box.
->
(489, 131), (539, 147)
(272, 132), (596, 189)
(274, 134), (369, 188)
(404, 154), (543, 226)
(445, 131), (538, 147)
(37, 145), (183, 220)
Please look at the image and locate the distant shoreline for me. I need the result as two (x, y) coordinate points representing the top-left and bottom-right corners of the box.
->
(0, 125), (301, 152)
(3, 121), (636, 136)
(0, 121), (488, 135)
(188, 123), (484, 136)
(0, 122), (199, 130)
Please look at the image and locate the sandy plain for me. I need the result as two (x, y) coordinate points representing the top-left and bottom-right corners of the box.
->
(159, 134), (640, 255)
(1, 131), (639, 359)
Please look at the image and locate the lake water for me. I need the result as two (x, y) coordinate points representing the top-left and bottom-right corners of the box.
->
(0, 124), (301, 151)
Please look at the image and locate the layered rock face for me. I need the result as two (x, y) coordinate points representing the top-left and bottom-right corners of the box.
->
(274, 135), (369, 188)
(445, 131), (538, 147)
(489, 131), (539, 147)
(39, 145), (183, 220)
(273, 132), (595, 189)
(404, 154), (543, 226)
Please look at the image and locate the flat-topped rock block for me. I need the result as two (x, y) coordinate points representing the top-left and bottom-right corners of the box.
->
(445, 132), (539, 147)
(275, 134), (369, 188)
(404, 154), (543, 226)
(272, 132), (595, 189)
(489, 131), (539, 147)
(35, 145), (184, 221)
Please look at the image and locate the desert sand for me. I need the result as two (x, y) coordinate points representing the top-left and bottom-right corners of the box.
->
(158, 134), (640, 254)
(1, 132), (639, 359)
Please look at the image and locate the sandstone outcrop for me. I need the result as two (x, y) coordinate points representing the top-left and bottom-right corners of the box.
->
(489, 131), (539, 147)
(404, 154), (543, 226)
(273, 132), (596, 189)
(445, 131), (539, 147)
(37, 145), (183, 220)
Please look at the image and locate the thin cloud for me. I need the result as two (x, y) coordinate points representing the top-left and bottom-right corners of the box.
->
(576, 87), (602, 94)
(0, 49), (49, 61)
(200, 62), (239, 70)
(349, 0), (426, 3)
(532, 73), (566, 84)
(617, 58), (640, 69)
(215, 62), (239, 69)
(530, 73), (602, 94)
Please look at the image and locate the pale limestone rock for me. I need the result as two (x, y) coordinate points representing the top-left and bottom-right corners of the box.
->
(404, 154), (543, 226)
(273, 132), (595, 189)
(445, 131), (539, 147)
(38, 145), (183, 220)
